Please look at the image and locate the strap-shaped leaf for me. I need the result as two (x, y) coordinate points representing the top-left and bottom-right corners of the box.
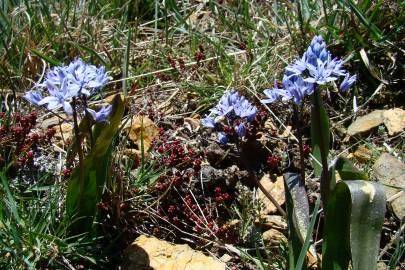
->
(331, 156), (368, 181)
(322, 180), (386, 270)
(311, 89), (332, 205)
(284, 173), (311, 270)
(66, 95), (124, 234)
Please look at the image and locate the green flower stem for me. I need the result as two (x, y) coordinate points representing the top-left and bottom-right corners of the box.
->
(80, 95), (94, 147)
(293, 104), (306, 186)
(71, 98), (85, 187)
(312, 87), (330, 204)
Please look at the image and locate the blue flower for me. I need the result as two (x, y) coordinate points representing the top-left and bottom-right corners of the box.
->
(23, 90), (43, 106)
(262, 76), (313, 105)
(201, 89), (257, 144)
(37, 78), (79, 115)
(285, 54), (308, 78)
(87, 105), (113, 123)
(209, 89), (238, 118)
(339, 73), (356, 92)
(65, 59), (110, 96)
(218, 132), (228, 144)
(305, 35), (328, 66)
(39, 58), (109, 98)
(201, 116), (216, 129)
(234, 99), (257, 121)
(236, 123), (247, 138)
(282, 75), (314, 104)
(261, 35), (355, 105)
(24, 58), (110, 115)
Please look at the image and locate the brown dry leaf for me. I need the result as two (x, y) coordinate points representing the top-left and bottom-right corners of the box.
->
(353, 145), (373, 162)
(184, 117), (200, 132)
(382, 108), (405, 135)
(255, 215), (287, 231)
(104, 93), (125, 104)
(257, 175), (285, 215)
(125, 116), (159, 154)
(307, 251), (320, 269)
(347, 108), (405, 136)
(347, 110), (384, 136)
(279, 125), (293, 138)
(264, 119), (277, 130)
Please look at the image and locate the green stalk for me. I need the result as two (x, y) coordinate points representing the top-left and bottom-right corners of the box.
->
(296, 1), (306, 51)
(311, 87), (330, 204)
(71, 98), (85, 189)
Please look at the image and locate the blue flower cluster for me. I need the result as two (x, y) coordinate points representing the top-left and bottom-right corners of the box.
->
(262, 36), (356, 105)
(201, 89), (257, 144)
(24, 58), (112, 122)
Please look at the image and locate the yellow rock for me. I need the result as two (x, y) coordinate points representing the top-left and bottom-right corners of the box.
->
(122, 235), (226, 270)
(347, 110), (384, 136)
(124, 116), (159, 155)
(382, 108), (405, 135)
(257, 175), (285, 215)
(262, 228), (287, 245)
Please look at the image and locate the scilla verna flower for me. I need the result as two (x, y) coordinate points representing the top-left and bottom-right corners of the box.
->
(24, 58), (111, 118)
(86, 105), (113, 123)
(262, 35), (356, 105)
(201, 89), (257, 144)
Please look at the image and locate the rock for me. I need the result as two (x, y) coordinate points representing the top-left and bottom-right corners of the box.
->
(376, 261), (387, 270)
(262, 228), (287, 246)
(53, 123), (73, 147)
(347, 110), (384, 136)
(372, 153), (405, 221)
(382, 108), (405, 135)
(219, 254), (232, 263)
(347, 109), (405, 136)
(255, 215), (287, 231)
(257, 175), (285, 215)
(353, 145), (373, 162)
(122, 235), (226, 270)
(200, 164), (240, 189)
(124, 116), (159, 155)
(205, 143), (227, 166)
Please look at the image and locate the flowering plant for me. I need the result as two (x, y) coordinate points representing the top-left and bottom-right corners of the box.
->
(24, 58), (111, 122)
(23, 58), (124, 235)
(201, 89), (257, 144)
(260, 36), (385, 270)
(262, 36), (356, 105)
(201, 89), (286, 215)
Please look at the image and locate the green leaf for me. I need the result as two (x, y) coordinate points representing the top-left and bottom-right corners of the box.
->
(295, 195), (320, 270)
(298, 0), (311, 21)
(338, 0), (382, 39)
(332, 156), (368, 181)
(310, 90), (330, 178)
(65, 95), (124, 234)
(322, 180), (386, 270)
(284, 172), (311, 270)
(30, 49), (61, 66)
(66, 41), (108, 67)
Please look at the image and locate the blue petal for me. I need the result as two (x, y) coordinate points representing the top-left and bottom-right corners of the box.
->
(218, 132), (228, 145)
(23, 90), (43, 106)
(63, 102), (73, 115)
